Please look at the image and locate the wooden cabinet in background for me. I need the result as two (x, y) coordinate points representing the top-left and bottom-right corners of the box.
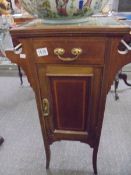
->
(6, 18), (131, 175)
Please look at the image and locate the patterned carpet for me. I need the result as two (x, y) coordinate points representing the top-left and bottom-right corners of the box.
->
(0, 76), (131, 175)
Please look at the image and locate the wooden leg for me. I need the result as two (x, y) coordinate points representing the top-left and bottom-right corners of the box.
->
(45, 145), (51, 169)
(119, 73), (131, 87)
(114, 71), (131, 101)
(114, 78), (119, 100)
(18, 66), (23, 86)
(0, 136), (4, 146)
(93, 146), (98, 175)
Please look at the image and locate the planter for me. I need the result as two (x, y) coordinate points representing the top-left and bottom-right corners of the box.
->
(21, 0), (109, 23)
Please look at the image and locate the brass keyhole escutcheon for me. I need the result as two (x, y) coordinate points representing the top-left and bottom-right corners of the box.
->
(42, 98), (49, 117)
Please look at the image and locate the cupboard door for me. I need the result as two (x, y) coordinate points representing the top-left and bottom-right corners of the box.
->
(38, 65), (102, 142)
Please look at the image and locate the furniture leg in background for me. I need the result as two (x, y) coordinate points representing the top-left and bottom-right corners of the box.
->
(114, 70), (131, 100)
(0, 136), (4, 146)
(17, 65), (23, 86)
(114, 71), (120, 100)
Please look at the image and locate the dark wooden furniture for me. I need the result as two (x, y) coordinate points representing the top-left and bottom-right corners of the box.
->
(114, 70), (131, 100)
(5, 16), (34, 87)
(6, 18), (131, 174)
(114, 34), (131, 100)
(113, 0), (131, 100)
(0, 136), (4, 145)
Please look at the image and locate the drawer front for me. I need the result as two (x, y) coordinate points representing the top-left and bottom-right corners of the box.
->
(32, 37), (106, 65)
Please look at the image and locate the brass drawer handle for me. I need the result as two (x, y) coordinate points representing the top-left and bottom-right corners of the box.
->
(54, 48), (82, 62)
(42, 98), (49, 117)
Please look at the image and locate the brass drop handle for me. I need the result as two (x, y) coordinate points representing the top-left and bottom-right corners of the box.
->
(54, 48), (83, 62)
(42, 98), (49, 117)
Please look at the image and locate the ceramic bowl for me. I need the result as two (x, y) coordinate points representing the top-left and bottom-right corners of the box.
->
(21, 0), (109, 22)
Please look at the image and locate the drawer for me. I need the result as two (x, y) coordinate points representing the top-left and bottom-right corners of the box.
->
(32, 37), (106, 65)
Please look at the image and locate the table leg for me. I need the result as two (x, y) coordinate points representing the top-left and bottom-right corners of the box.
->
(18, 65), (23, 86)
(119, 72), (131, 86)
(0, 136), (4, 146)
